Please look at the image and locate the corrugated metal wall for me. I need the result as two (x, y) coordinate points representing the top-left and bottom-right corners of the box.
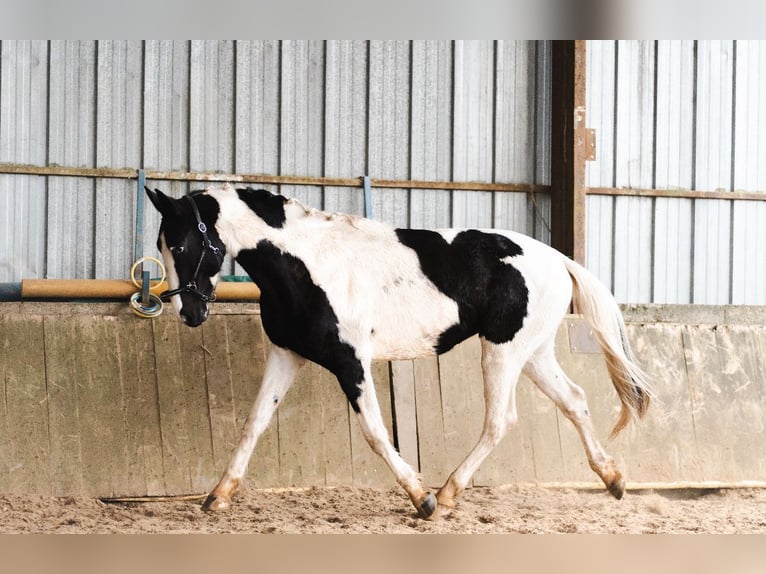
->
(0, 40), (551, 282)
(586, 40), (766, 304)
(5, 40), (764, 305)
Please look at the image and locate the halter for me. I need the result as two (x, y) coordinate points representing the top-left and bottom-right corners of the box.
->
(160, 195), (224, 303)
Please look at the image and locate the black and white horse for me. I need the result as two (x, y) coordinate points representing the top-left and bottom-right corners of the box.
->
(146, 183), (651, 519)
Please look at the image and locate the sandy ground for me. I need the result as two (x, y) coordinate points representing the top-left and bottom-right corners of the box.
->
(1, 484), (766, 534)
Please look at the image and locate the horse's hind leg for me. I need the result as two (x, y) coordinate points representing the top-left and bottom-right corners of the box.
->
(203, 345), (305, 511)
(435, 338), (525, 515)
(523, 339), (625, 499)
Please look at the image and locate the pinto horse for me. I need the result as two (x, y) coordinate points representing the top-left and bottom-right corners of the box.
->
(146, 183), (651, 519)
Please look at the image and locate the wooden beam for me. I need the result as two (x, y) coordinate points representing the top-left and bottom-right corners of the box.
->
(0, 162), (550, 195)
(588, 186), (766, 202)
(551, 41), (588, 264)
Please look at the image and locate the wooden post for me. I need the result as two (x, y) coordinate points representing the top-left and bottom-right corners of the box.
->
(550, 41), (588, 264)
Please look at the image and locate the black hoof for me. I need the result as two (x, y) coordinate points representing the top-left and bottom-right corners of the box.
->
(418, 493), (437, 518)
(201, 493), (230, 511)
(201, 494), (216, 510)
(607, 478), (625, 500)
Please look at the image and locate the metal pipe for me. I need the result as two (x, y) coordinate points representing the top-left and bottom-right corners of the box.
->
(18, 279), (260, 301)
(0, 283), (22, 301)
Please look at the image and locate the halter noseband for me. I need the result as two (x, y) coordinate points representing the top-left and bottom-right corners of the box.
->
(160, 195), (223, 303)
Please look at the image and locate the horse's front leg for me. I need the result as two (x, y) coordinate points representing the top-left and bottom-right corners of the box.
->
(203, 345), (305, 511)
(344, 363), (436, 518)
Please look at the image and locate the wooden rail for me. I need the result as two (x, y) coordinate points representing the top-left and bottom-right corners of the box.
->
(0, 162), (550, 194)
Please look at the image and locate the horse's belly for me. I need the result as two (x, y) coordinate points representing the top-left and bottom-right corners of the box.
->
(367, 294), (460, 361)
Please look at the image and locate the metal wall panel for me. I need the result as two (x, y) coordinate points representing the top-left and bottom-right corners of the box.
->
(491, 40), (551, 241)
(585, 40), (766, 305)
(693, 41), (735, 305)
(144, 41), (191, 174)
(235, 40), (280, 180)
(231, 40), (281, 277)
(654, 41), (695, 190)
(46, 41), (97, 280)
(95, 41), (143, 280)
(452, 40), (494, 229)
(612, 41), (654, 303)
(368, 40), (411, 227)
(693, 199), (732, 304)
(0, 40), (550, 284)
(585, 40), (616, 290)
(280, 40), (324, 209)
(142, 40), (191, 260)
(188, 41), (236, 275)
(8, 38), (766, 307)
(732, 200), (766, 304)
(695, 41), (734, 192)
(323, 40), (368, 217)
(189, 41), (235, 174)
(734, 41), (766, 192)
(731, 41), (766, 304)
(0, 41), (48, 282)
(493, 41), (535, 235)
(409, 40), (452, 229)
(652, 41), (695, 304)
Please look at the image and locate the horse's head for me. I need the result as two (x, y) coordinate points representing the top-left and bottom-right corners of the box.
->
(145, 187), (227, 327)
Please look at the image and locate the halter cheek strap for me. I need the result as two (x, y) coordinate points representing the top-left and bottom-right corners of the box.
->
(160, 195), (224, 303)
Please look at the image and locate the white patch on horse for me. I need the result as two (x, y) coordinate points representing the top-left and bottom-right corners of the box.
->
(159, 232), (183, 316)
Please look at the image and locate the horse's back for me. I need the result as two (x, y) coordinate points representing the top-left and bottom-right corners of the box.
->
(364, 227), (571, 360)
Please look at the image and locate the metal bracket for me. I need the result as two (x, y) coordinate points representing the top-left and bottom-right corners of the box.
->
(141, 270), (151, 306)
(363, 175), (372, 219)
(581, 128), (596, 161)
(135, 169), (147, 270)
(567, 320), (603, 354)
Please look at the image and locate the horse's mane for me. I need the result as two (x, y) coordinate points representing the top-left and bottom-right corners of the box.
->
(283, 196), (377, 232)
(194, 185), (379, 234)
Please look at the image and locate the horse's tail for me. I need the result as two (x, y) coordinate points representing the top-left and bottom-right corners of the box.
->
(562, 256), (652, 438)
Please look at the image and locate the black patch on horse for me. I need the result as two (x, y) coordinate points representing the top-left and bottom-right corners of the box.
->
(156, 191), (223, 251)
(395, 229), (529, 353)
(236, 240), (365, 410)
(236, 187), (288, 228)
(152, 192), (226, 325)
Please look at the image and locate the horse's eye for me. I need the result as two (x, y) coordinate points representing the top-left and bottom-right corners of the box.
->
(170, 246), (185, 254)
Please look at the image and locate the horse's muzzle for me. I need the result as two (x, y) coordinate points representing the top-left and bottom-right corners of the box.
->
(180, 304), (209, 327)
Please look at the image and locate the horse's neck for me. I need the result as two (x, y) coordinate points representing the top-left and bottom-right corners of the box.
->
(216, 198), (330, 254)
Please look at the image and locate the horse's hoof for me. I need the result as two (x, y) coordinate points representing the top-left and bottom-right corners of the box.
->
(417, 493), (437, 518)
(202, 493), (231, 512)
(607, 474), (626, 500)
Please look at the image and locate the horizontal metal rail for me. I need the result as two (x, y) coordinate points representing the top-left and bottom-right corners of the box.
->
(587, 186), (766, 202)
(0, 162), (550, 194)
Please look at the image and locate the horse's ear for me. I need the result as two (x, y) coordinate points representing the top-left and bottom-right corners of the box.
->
(145, 186), (174, 217)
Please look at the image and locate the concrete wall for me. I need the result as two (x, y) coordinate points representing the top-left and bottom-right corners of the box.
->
(1, 302), (765, 498)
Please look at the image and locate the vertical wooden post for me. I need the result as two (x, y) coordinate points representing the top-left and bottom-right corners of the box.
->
(551, 40), (588, 264)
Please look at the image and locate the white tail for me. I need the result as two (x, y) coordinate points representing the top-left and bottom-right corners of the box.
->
(562, 257), (652, 437)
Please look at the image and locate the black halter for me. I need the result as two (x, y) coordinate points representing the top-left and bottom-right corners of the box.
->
(160, 195), (224, 303)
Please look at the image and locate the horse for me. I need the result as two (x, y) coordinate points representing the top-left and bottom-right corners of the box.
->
(145, 183), (652, 519)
